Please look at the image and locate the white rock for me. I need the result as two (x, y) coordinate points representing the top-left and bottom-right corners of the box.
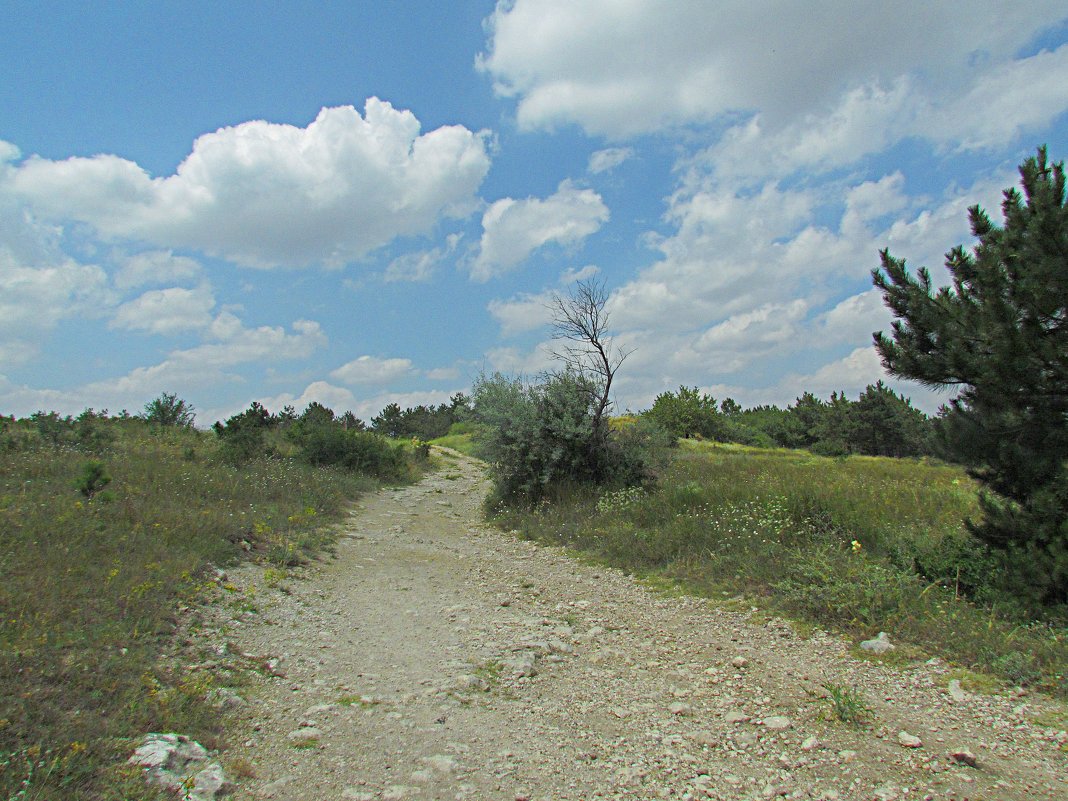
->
(725, 710), (750, 724)
(731, 656), (749, 668)
(127, 733), (233, 801)
(947, 679), (967, 702)
(762, 715), (792, 731)
(669, 702), (693, 716)
(860, 632), (895, 654)
(801, 736), (819, 751)
(897, 730), (923, 748)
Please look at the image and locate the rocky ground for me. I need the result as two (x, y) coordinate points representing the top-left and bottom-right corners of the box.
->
(182, 448), (1066, 800)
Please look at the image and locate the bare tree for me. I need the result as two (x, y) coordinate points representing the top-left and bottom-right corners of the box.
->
(548, 278), (632, 434)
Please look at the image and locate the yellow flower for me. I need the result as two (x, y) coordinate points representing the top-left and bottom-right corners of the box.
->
(851, 540), (863, 553)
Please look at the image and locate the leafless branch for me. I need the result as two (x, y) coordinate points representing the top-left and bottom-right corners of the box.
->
(547, 278), (634, 430)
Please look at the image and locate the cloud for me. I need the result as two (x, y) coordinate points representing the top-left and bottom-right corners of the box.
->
(560, 264), (600, 284)
(488, 291), (553, 337)
(471, 180), (609, 281)
(424, 366), (461, 381)
(925, 44), (1068, 150)
(588, 147), (633, 174)
(83, 316), (326, 401)
(480, 1), (1068, 139)
(0, 258), (112, 367)
(110, 284), (215, 336)
(10, 99), (492, 269)
(533, 161), (1019, 415)
(330, 355), (414, 386)
(256, 381), (360, 420)
(114, 250), (203, 289)
(0, 312), (328, 419)
(384, 233), (463, 283)
(816, 289), (891, 347)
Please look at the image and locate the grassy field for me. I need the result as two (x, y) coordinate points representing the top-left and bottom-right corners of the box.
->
(492, 440), (1067, 696)
(0, 417), (409, 800)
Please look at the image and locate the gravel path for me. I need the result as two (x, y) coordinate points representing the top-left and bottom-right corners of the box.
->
(201, 449), (1066, 800)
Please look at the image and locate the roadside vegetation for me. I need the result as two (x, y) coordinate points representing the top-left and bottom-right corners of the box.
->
(475, 150), (1068, 698)
(0, 400), (425, 801)
(492, 441), (1066, 694)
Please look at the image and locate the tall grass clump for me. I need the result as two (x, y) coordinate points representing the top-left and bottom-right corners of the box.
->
(494, 442), (1066, 695)
(0, 412), (411, 800)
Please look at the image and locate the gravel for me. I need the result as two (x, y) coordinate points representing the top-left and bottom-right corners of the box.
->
(182, 449), (1067, 800)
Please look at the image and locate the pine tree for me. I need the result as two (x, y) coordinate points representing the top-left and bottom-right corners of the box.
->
(872, 147), (1068, 609)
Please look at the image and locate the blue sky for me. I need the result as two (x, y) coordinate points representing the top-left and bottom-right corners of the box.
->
(3, 1), (1068, 425)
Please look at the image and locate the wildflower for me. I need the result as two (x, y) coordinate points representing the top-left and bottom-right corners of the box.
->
(851, 539), (863, 553)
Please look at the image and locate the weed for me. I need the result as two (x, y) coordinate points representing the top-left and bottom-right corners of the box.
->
(263, 567), (287, 588)
(74, 460), (111, 499)
(822, 682), (873, 725)
(474, 659), (503, 687)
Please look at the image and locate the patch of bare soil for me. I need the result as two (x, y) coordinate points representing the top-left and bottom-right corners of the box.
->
(196, 449), (1066, 800)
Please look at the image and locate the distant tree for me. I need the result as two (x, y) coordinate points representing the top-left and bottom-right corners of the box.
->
(872, 147), (1068, 608)
(809, 392), (853, 456)
(143, 392), (196, 428)
(719, 397), (742, 418)
(371, 403), (404, 437)
(644, 386), (723, 440)
(300, 402), (335, 426)
(338, 411), (366, 431)
(845, 381), (929, 458)
(788, 392), (826, 448)
(212, 402), (272, 464)
(740, 404), (802, 447)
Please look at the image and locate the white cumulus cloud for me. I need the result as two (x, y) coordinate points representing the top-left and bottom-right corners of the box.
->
(110, 284), (216, 336)
(471, 180), (609, 281)
(114, 250), (203, 289)
(480, 1), (1068, 141)
(330, 355), (414, 386)
(9, 99), (492, 269)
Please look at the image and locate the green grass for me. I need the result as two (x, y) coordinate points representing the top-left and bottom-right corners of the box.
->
(822, 683), (873, 725)
(492, 443), (1067, 696)
(429, 432), (478, 456)
(0, 416), (407, 800)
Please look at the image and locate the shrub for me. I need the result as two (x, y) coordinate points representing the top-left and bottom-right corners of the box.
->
(472, 371), (660, 504)
(142, 392), (196, 428)
(290, 423), (407, 480)
(74, 460), (111, 499)
(212, 402), (273, 465)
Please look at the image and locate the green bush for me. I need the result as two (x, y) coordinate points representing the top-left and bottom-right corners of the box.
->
(212, 402), (273, 465)
(74, 460), (111, 499)
(290, 423), (407, 480)
(472, 372), (660, 504)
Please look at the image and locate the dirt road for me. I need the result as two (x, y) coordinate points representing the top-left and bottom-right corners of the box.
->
(204, 449), (1066, 800)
